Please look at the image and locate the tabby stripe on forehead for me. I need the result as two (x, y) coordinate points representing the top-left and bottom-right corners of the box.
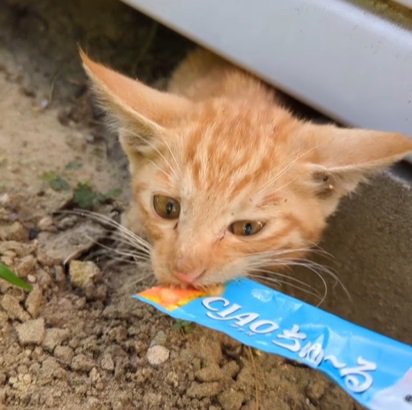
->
(227, 150), (276, 201)
(185, 126), (203, 163)
(191, 159), (201, 188)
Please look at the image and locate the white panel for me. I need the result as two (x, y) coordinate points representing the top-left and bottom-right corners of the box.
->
(393, 0), (412, 9)
(122, 0), (412, 141)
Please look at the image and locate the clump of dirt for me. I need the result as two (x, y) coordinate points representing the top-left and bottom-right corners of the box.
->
(0, 0), (360, 409)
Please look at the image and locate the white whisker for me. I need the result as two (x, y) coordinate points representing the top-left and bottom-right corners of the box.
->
(84, 234), (150, 263)
(63, 209), (151, 252)
(253, 268), (321, 295)
(109, 230), (151, 255)
(132, 132), (179, 180)
(249, 273), (322, 302)
(257, 142), (325, 195)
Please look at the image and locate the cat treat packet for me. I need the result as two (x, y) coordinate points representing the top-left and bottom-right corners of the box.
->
(133, 279), (412, 410)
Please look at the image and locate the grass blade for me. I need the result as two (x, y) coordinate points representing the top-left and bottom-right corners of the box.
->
(0, 262), (32, 291)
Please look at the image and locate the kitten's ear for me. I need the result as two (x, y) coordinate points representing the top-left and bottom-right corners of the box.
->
(301, 123), (412, 197)
(79, 49), (190, 156)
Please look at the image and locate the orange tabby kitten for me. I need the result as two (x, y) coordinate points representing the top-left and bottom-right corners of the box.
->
(80, 49), (412, 288)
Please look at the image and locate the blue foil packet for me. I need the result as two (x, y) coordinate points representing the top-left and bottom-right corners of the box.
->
(133, 278), (412, 410)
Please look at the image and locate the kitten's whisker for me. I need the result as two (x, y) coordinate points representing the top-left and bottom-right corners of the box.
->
(287, 259), (341, 285)
(148, 159), (174, 187)
(252, 268), (320, 294)
(304, 241), (336, 262)
(249, 273), (322, 302)
(293, 260), (351, 302)
(259, 175), (300, 198)
(105, 254), (150, 267)
(84, 234), (150, 262)
(257, 143), (325, 195)
(110, 230), (151, 256)
(249, 247), (327, 259)
(158, 133), (180, 175)
(244, 252), (351, 305)
(133, 133), (178, 180)
(245, 249), (343, 290)
(65, 209), (152, 252)
(274, 258), (347, 305)
(293, 264), (328, 307)
(247, 260), (328, 303)
(133, 273), (153, 286)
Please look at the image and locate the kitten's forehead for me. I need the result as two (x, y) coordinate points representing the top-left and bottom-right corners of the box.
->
(182, 101), (290, 202)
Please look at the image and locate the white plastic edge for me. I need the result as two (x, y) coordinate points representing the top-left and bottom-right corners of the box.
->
(393, 0), (412, 9)
(121, 0), (412, 144)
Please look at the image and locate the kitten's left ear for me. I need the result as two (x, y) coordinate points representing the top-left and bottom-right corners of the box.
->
(301, 123), (412, 198)
(79, 49), (190, 156)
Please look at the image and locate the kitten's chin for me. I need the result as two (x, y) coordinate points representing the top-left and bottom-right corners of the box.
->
(156, 277), (225, 295)
(155, 273), (229, 289)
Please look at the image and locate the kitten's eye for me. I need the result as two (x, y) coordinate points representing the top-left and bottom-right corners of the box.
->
(153, 195), (180, 219)
(229, 220), (265, 236)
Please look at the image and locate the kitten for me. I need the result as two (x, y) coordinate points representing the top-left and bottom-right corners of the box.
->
(80, 48), (412, 287)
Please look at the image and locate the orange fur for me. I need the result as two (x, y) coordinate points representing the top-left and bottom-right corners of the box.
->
(81, 48), (412, 287)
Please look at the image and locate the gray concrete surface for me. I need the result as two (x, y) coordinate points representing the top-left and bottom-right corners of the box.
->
(315, 172), (412, 344)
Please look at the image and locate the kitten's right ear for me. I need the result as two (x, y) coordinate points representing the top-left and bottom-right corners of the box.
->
(79, 49), (190, 156)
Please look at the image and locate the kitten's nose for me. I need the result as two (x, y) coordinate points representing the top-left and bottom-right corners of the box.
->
(174, 271), (205, 285)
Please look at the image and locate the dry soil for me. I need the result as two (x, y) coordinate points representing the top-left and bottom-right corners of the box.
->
(0, 1), (363, 409)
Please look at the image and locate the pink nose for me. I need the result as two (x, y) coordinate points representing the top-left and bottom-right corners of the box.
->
(174, 271), (204, 285)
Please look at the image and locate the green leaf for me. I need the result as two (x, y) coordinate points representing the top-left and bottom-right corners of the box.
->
(41, 171), (70, 192)
(0, 262), (32, 291)
(173, 319), (194, 333)
(73, 183), (100, 210)
(65, 160), (83, 170)
(73, 183), (121, 210)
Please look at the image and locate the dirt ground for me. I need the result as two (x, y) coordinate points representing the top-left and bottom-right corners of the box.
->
(0, 1), (362, 409)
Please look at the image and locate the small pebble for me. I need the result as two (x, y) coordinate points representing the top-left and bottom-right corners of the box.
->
(0, 221), (27, 241)
(54, 345), (74, 364)
(100, 353), (115, 371)
(42, 328), (70, 352)
(15, 255), (36, 277)
(15, 318), (45, 345)
(218, 389), (245, 410)
(0, 193), (10, 206)
(69, 260), (100, 289)
(147, 345), (170, 366)
(187, 381), (222, 398)
(195, 364), (225, 382)
(37, 216), (55, 232)
(25, 285), (43, 317)
(150, 330), (167, 347)
(27, 274), (36, 283)
(89, 367), (100, 384)
(71, 353), (95, 372)
(1, 294), (30, 321)
(40, 357), (65, 380)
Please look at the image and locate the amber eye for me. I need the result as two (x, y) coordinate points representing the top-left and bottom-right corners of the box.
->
(153, 195), (180, 219)
(229, 220), (265, 236)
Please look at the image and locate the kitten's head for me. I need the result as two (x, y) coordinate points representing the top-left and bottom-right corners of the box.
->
(81, 51), (412, 287)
